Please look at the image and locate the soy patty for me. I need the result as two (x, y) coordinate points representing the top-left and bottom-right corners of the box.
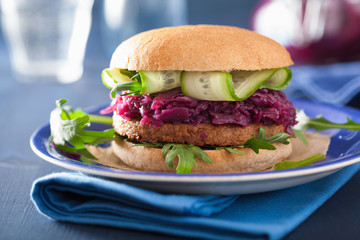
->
(113, 114), (286, 146)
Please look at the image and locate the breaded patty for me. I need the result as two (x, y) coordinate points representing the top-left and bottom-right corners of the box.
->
(113, 114), (286, 146)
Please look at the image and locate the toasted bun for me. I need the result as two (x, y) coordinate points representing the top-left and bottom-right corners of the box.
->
(111, 140), (292, 174)
(110, 25), (293, 72)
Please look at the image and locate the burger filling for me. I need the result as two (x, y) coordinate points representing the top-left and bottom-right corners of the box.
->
(101, 87), (297, 135)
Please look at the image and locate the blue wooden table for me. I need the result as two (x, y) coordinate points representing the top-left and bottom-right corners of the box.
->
(1, 3), (360, 240)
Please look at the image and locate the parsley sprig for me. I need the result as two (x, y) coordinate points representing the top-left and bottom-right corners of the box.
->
(50, 99), (115, 162)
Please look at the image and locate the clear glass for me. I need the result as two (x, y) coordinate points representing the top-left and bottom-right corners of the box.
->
(1, 0), (94, 84)
(100, 0), (187, 57)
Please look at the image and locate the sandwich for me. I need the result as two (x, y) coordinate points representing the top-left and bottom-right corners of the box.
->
(99, 25), (297, 174)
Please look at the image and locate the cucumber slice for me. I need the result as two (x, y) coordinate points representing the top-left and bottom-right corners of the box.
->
(181, 72), (235, 101)
(139, 71), (181, 94)
(105, 67), (291, 100)
(261, 67), (292, 90)
(231, 68), (279, 100)
(101, 68), (132, 89)
(181, 67), (292, 101)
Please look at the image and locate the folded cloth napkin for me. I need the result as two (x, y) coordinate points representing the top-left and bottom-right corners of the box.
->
(31, 164), (360, 240)
(31, 172), (237, 217)
(285, 61), (360, 105)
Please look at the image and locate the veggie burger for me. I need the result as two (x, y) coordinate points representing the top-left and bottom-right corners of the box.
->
(100, 25), (297, 174)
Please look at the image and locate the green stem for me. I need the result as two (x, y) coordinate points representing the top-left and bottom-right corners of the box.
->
(307, 119), (360, 131)
(88, 114), (113, 125)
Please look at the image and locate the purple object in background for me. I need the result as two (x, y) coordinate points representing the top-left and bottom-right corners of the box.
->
(252, 0), (360, 65)
(252, 0), (360, 106)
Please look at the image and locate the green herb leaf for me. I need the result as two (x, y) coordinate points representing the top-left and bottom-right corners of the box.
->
(88, 114), (113, 125)
(130, 142), (164, 148)
(293, 129), (308, 145)
(173, 146), (197, 173)
(163, 144), (196, 172)
(119, 69), (137, 78)
(305, 116), (360, 132)
(243, 138), (276, 154)
(295, 109), (360, 132)
(242, 127), (293, 153)
(160, 144), (171, 159)
(257, 127), (291, 144)
(111, 81), (142, 98)
(130, 73), (141, 81)
(53, 142), (79, 154)
(272, 154), (326, 170)
(188, 145), (213, 163)
(50, 99), (115, 161)
(161, 144), (212, 174)
(89, 134), (123, 146)
(164, 145), (177, 169)
(216, 147), (244, 155)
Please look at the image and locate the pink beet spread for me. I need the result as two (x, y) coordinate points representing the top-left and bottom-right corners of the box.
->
(101, 88), (297, 134)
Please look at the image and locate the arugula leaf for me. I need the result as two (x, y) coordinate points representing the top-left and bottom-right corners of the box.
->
(272, 154), (325, 170)
(111, 81), (142, 98)
(119, 69), (137, 78)
(90, 135), (123, 146)
(243, 138), (276, 154)
(243, 127), (294, 154)
(304, 117), (360, 132)
(54, 142), (79, 154)
(292, 129), (308, 145)
(161, 144), (173, 159)
(130, 142), (164, 148)
(257, 127), (291, 144)
(216, 146), (244, 155)
(167, 145), (196, 173)
(130, 73), (141, 81)
(163, 146), (176, 169)
(132, 142), (212, 173)
(131, 141), (212, 173)
(295, 109), (360, 132)
(187, 145), (213, 163)
(50, 99), (115, 161)
(161, 144), (212, 174)
(88, 114), (113, 125)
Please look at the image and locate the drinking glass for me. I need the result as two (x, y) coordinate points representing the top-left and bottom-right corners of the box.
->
(1, 0), (94, 83)
(100, 0), (187, 57)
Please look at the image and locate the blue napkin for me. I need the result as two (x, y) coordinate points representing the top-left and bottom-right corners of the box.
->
(284, 61), (360, 105)
(31, 172), (238, 217)
(31, 164), (360, 240)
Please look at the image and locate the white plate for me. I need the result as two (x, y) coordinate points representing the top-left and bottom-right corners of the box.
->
(30, 100), (360, 195)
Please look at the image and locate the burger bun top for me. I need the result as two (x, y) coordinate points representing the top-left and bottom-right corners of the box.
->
(110, 25), (293, 72)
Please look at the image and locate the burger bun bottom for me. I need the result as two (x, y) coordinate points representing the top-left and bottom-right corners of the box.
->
(111, 140), (293, 174)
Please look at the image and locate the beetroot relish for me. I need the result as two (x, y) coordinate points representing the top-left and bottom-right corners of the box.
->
(101, 88), (297, 134)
